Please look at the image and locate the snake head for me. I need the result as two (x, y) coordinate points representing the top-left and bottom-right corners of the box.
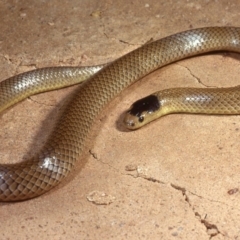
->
(123, 94), (160, 129)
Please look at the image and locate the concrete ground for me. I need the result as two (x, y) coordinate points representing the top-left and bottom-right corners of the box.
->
(1, 0), (240, 239)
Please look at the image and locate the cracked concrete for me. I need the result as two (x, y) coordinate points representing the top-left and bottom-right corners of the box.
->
(126, 166), (221, 238)
(176, 63), (215, 88)
(170, 184), (220, 238)
(1, 0), (240, 239)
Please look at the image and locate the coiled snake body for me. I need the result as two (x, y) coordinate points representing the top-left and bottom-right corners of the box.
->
(1, 27), (240, 201)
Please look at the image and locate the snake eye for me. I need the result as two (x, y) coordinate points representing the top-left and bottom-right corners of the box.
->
(139, 116), (144, 122)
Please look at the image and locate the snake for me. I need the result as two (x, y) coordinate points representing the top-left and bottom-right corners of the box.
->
(1, 27), (240, 201)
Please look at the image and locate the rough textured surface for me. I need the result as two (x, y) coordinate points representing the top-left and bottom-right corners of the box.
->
(1, 0), (240, 238)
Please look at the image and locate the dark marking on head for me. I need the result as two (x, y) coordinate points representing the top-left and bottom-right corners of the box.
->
(128, 95), (160, 122)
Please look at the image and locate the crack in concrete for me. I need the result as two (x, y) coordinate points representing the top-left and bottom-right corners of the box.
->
(125, 169), (224, 239)
(103, 31), (139, 46)
(27, 97), (56, 107)
(89, 149), (98, 159)
(170, 184), (221, 239)
(176, 63), (217, 88)
(89, 149), (119, 172)
(102, 21), (143, 47)
(126, 169), (166, 185)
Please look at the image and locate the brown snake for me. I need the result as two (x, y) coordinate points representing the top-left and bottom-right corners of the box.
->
(1, 27), (240, 201)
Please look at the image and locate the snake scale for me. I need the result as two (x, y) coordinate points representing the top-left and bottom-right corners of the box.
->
(1, 27), (240, 201)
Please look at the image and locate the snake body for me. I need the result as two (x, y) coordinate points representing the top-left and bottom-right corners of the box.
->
(1, 27), (240, 201)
